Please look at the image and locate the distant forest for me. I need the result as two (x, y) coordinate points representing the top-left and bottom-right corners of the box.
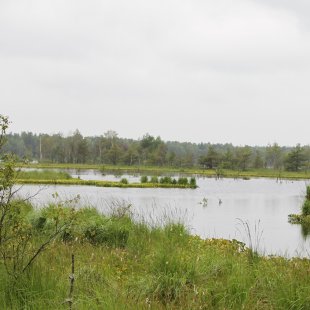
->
(2, 130), (310, 172)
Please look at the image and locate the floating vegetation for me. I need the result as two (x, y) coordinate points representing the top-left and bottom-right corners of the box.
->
(15, 169), (198, 189)
(16, 178), (197, 189)
(199, 197), (208, 207)
(16, 169), (72, 180)
(120, 178), (129, 184)
(288, 186), (310, 236)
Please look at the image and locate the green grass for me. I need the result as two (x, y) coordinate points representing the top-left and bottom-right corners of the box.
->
(15, 178), (197, 188)
(15, 170), (197, 188)
(16, 169), (72, 180)
(16, 163), (310, 180)
(1, 202), (310, 309)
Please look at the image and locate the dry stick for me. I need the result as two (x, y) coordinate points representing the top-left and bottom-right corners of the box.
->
(68, 254), (75, 310)
(22, 228), (64, 273)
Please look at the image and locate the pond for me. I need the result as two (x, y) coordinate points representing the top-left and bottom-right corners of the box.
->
(17, 169), (310, 258)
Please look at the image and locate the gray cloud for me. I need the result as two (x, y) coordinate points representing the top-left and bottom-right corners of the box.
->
(251, 0), (310, 26)
(0, 0), (309, 145)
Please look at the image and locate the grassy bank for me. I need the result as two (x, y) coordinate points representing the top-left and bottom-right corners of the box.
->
(16, 178), (197, 188)
(17, 163), (310, 180)
(15, 170), (197, 188)
(1, 201), (309, 309)
(17, 169), (72, 180)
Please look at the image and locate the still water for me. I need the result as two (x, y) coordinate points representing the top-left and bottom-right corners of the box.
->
(18, 169), (310, 258)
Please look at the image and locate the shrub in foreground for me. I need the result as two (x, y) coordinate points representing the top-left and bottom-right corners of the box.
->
(1, 205), (310, 309)
(140, 175), (148, 183)
(302, 200), (310, 216)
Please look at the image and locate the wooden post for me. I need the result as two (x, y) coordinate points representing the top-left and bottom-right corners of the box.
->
(68, 254), (75, 310)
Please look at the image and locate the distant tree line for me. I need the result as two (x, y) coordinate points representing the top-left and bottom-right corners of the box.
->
(2, 131), (310, 172)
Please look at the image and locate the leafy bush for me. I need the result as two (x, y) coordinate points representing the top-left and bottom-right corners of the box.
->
(31, 204), (132, 247)
(190, 177), (197, 187)
(84, 222), (129, 247)
(120, 178), (128, 184)
(140, 175), (148, 183)
(177, 177), (188, 185)
(150, 176), (159, 183)
(302, 200), (310, 216)
(159, 176), (172, 184)
(32, 216), (47, 230)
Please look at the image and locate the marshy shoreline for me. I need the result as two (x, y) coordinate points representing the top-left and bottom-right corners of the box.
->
(1, 200), (310, 309)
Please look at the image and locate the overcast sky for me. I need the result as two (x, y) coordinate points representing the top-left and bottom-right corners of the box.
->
(0, 0), (309, 146)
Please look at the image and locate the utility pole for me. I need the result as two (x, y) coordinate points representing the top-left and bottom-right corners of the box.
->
(39, 135), (42, 162)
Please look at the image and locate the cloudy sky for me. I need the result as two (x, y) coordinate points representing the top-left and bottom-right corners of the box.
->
(0, 0), (309, 146)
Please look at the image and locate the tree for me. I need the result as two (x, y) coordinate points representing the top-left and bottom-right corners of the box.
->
(167, 151), (176, 166)
(199, 145), (220, 169)
(102, 131), (121, 165)
(0, 115), (9, 148)
(139, 134), (165, 165)
(122, 142), (140, 166)
(285, 144), (306, 171)
(235, 146), (252, 171)
(304, 146), (310, 172)
(266, 143), (283, 169)
(140, 133), (155, 150)
(253, 150), (264, 169)
(106, 143), (122, 165)
(221, 148), (235, 169)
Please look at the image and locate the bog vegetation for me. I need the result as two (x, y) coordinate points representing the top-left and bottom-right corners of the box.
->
(1, 199), (310, 309)
(288, 185), (310, 235)
(1, 115), (310, 309)
(15, 170), (197, 188)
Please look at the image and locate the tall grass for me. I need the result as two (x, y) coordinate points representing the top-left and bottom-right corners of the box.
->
(17, 170), (72, 180)
(1, 201), (310, 309)
(237, 219), (264, 262)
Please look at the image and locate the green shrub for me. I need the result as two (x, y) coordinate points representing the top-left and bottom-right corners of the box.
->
(150, 176), (159, 183)
(30, 203), (77, 239)
(84, 222), (129, 248)
(190, 177), (197, 187)
(160, 176), (172, 184)
(32, 216), (47, 230)
(177, 177), (188, 185)
(10, 199), (34, 216)
(140, 175), (148, 183)
(307, 186), (310, 200)
(302, 200), (310, 216)
(120, 178), (128, 184)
